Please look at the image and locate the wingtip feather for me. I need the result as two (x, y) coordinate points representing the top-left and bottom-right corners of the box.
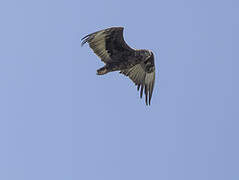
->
(140, 85), (144, 98)
(81, 34), (91, 46)
(145, 85), (148, 105)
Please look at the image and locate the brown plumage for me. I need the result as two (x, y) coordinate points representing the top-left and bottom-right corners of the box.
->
(81, 27), (156, 105)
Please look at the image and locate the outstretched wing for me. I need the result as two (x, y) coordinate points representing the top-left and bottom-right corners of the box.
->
(81, 27), (135, 63)
(120, 52), (155, 105)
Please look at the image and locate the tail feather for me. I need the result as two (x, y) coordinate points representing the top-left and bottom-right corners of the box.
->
(97, 66), (108, 75)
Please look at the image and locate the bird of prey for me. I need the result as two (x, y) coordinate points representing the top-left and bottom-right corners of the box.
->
(81, 27), (156, 105)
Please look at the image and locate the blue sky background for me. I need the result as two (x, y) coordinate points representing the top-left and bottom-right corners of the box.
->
(1, 0), (239, 179)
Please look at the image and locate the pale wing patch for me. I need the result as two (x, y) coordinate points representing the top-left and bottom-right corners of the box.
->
(144, 71), (155, 104)
(81, 30), (111, 63)
(120, 64), (155, 105)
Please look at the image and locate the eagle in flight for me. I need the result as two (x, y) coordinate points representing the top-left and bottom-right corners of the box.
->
(81, 27), (156, 105)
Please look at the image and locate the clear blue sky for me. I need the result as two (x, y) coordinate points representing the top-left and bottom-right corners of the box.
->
(1, 0), (239, 179)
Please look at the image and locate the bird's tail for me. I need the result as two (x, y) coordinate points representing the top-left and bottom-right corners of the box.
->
(97, 66), (108, 75)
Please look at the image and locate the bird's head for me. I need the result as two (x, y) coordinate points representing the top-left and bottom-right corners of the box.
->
(140, 49), (152, 60)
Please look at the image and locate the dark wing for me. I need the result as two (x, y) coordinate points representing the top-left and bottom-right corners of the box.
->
(81, 27), (135, 63)
(120, 52), (155, 105)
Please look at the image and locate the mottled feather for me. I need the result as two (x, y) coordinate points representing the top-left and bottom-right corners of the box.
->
(82, 27), (156, 105)
(120, 54), (155, 105)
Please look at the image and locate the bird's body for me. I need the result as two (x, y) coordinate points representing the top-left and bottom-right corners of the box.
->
(81, 27), (156, 105)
